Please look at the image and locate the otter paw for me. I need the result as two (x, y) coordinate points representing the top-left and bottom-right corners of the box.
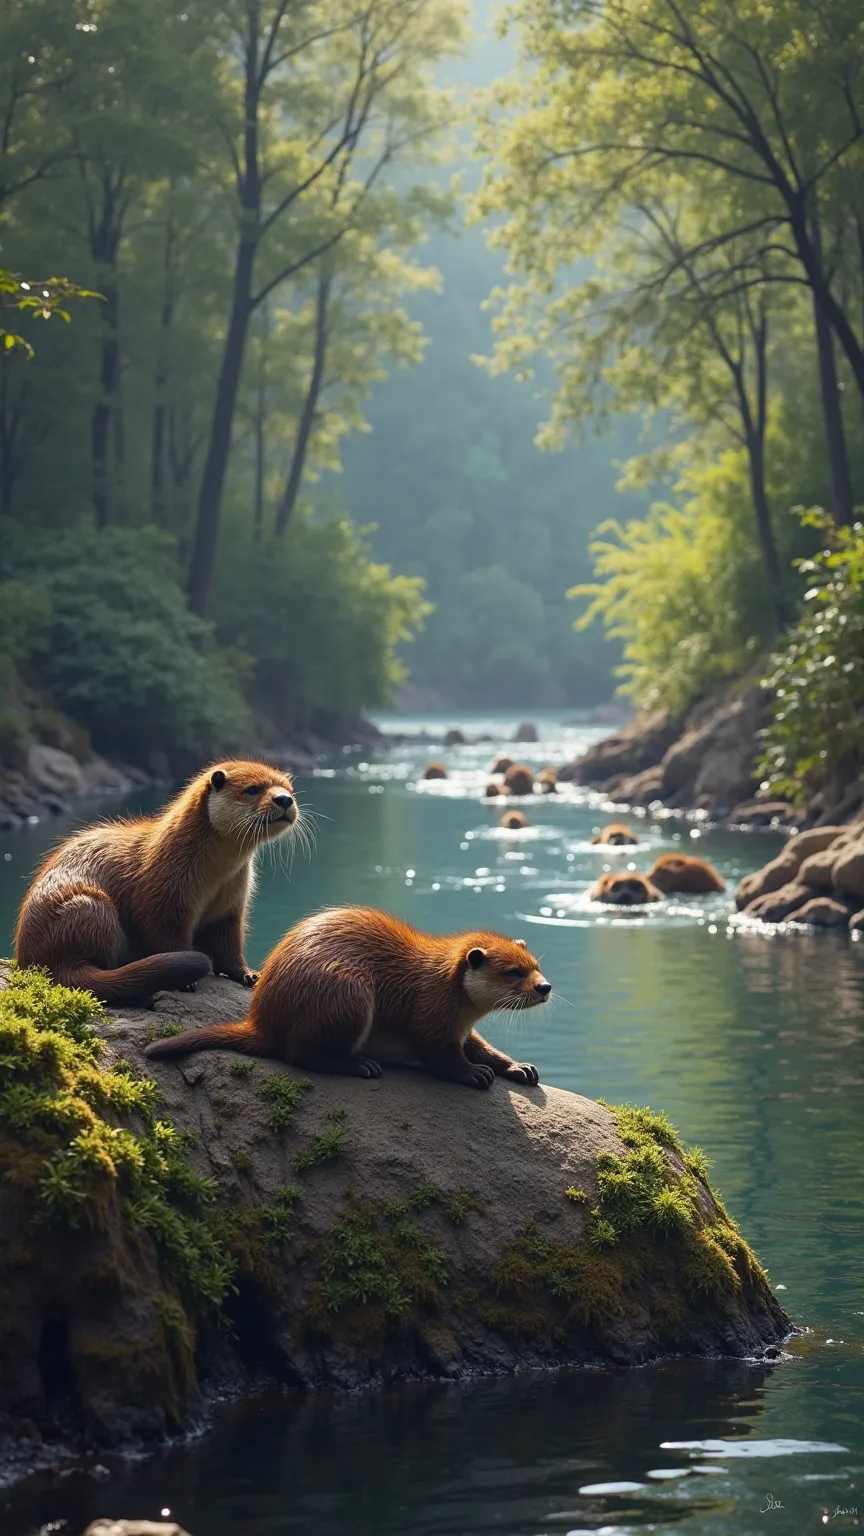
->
(180, 981), (198, 994)
(505, 1062), (539, 1085)
(355, 1057), (383, 1079)
(468, 1065), (495, 1089)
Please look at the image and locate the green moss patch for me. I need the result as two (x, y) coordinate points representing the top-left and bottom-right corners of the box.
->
(260, 1072), (312, 1131)
(306, 1196), (449, 1334)
(0, 966), (235, 1321)
(294, 1119), (348, 1173)
(216, 1183), (304, 1286)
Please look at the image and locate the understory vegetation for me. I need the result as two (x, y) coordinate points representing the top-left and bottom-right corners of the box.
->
(474, 0), (864, 785)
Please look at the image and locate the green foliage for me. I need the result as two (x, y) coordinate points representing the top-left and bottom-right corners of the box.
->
(759, 512), (864, 802)
(213, 514), (430, 724)
(293, 1121), (348, 1173)
(11, 528), (247, 766)
(0, 966), (235, 1316)
(308, 1195), (449, 1327)
(572, 453), (778, 714)
(228, 1060), (254, 1080)
(0, 269), (99, 356)
(260, 1072), (313, 1132)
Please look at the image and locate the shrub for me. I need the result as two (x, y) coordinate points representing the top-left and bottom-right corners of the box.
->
(759, 511), (864, 802)
(17, 528), (247, 766)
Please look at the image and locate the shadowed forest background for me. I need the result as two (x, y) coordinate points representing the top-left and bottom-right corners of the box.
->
(3, 0), (864, 806)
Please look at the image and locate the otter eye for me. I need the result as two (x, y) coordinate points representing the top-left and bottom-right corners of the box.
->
(245, 784), (263, 797)
(505, 967), (525, 980)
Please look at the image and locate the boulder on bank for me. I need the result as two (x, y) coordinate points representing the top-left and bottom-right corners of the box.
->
(557, 708), (679, 786)
(736, 821), (864, 932)
(0, 972), (787, 1462)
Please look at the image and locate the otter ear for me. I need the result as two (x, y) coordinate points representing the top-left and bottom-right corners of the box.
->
(466, 947), (486, 970)
(210, 769), (227, 791)
(514, 938), (527, 949)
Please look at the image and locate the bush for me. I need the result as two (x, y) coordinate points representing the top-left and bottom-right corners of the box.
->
(572, 449), (775, 716)
(212, 513), (430, 730)
(419, 564), (551, 705)
(759, 511), (864, 802)
(0, 579), (52, 768)
(17, 528), (247, 766)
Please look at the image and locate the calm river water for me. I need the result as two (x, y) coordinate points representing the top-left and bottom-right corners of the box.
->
(2, 712), (863, 1536)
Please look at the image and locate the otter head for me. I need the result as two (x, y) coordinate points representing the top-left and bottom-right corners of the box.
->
(461, 935), (551, 1017)
(591, 872), (660, 906)
(592, 823), (639, 846)
(500, 810), (529, 830)
(206, 759), (298, 846)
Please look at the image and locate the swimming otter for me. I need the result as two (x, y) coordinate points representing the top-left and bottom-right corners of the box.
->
(146, 907), (549, 1090)
(503, 763), (534, 796)
(648, 853), (726, 894)
(500, 810), (529, 829)
(491, 755), (514, 775)
(14, 759), (300, 1004)
(590, 871), (661, 906)
(485, 781), (502, 798)
(539, 767), (557, 794)
(422, 761), (448, 780)
(591, 823), (639, 846)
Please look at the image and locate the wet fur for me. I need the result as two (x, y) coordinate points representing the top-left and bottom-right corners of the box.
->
(500, 811), (529, 829)
(15, 758), (298, 1005)
(591, 871), (661, 905)
(146, 906), (549, 1090)
(592, 823), (639, 846)
(648, 854), (726, 894)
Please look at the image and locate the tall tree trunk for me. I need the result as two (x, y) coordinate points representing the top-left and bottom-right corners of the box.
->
(186, 237), (255, 613)
(810, 209), (854, 524)
(151, 222), (175, 521)
(91, 271), (119, 530)
(274, 275), (331, 536)
(252, 303), (270, 543)
(733, 320), (785, 630)
(790, 210), (864, 409)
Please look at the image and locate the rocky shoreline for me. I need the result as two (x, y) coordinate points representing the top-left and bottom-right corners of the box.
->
(0, 715), (383, 835)
(0, 971), (788, 1475)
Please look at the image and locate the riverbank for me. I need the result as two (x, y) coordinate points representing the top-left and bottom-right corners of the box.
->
(557, 681), (864, 831)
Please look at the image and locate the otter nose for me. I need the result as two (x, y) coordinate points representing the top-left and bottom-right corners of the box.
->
(272, 792), (294, 811)
(534, 980), (551, 997)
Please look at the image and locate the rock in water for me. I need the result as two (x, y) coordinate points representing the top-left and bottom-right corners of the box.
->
(0, 972), (788, 1464)
(84, 1524), (193, 1536)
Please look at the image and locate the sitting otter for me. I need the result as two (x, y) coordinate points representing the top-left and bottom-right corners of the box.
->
(146, 907), (549, 1090)
(14, 759), (300, 1004)
(591, 823), (639, 846)
(648, 853), (725, 894)
(422, 761), (448, 780)
(503, 763), (534, 796)
(539, 767), (557, 794)
(500, 810), (529, 829)
(590, 872), (660, 906)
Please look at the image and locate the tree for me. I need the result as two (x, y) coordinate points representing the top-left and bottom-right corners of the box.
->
(185, 0), (465, 615)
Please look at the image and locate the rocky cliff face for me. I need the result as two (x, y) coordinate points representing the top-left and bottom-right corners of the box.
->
(0, 971), (789, 1470)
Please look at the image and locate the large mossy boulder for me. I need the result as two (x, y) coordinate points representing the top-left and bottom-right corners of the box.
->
(0, 968), (788, 1462)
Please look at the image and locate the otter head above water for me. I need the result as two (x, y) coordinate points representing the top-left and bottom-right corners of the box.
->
(592, 822), (639, 846)
(590, 871), (661, 906)
(206, 760), (299, 846)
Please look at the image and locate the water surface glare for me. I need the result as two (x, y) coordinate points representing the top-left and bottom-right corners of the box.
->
(1, 711), (862, 1536)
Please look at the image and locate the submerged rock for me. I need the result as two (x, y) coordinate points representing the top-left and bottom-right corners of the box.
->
(0, 970), (788, 1466)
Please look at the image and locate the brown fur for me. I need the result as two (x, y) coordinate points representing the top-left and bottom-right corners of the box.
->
(503, 763), (534, 796)
(485, 781), (502, 798)
(145, 907), (550, 1090)
(422, 761), (448, 780)
(14, 759), (299, 1005)
(591, 822), (639, 846)
(590, 871), (661, 906)
(539, 766), (557, 794)
(491, 755), (514, 775)
(500, 810), (529, 829)
(648, 853), (726, 894)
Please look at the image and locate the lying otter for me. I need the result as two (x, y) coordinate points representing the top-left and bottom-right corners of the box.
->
(146, 907), (549, 1090)
(591, 823), (639, 846)
(648, 853), (725, 894)
(590, 872), (661, 906)
(500, 810), (529, 829)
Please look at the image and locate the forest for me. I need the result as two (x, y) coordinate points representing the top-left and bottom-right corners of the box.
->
(2, 0), (864, 797)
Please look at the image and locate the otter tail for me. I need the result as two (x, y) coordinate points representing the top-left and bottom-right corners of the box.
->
(63, 952), (213, 1006)
(144, 1019), (259, 1059)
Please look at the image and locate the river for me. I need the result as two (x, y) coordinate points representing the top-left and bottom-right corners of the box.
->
(2, 712), (863, 1536)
